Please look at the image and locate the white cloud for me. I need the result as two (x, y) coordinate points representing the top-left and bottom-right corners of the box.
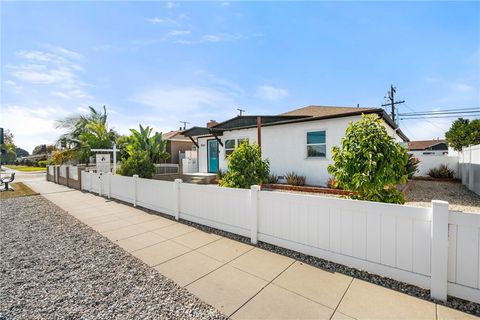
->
(220, 2), (230, 6)
(453, 83), (473, 93)
(146, 17), (177, 25)
(168, 30), (191, 37)
(175, 33), (244, 45)
(131, 85), (238, 129)
(0, 105), (70, 153)
(7, 47), (92, 100)
(256, 85), (289, 101)
(165, 2), (178, 9)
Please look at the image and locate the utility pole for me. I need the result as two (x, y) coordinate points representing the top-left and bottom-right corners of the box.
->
(381, 85), (405, 124)
(179, 121), (190, 130)
(237, 108), (245, 116)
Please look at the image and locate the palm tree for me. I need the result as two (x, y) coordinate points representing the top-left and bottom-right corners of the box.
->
(126, 125), (169, 163)
(55, 106), (117, 163)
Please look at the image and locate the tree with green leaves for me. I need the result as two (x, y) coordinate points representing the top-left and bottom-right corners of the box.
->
(126, 125), (169, 163)
(1, 129), (16, 164)
(327, 114), (408, 204)
(445, 118), (480, 151)
(15, 147), (29, 157)
(117, 125), (169, 178)
(219, 141), (270, 189)
(55, 106), (117, 163)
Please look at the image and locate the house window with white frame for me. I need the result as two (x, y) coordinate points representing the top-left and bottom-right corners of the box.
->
(224, 138), (249, 158)
(225, 139), (236, 158)
(307, 131), (326, 158)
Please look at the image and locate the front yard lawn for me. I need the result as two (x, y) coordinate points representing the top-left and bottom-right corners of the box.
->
(0, 182), (39, 200)
(3, 165), (46, 172)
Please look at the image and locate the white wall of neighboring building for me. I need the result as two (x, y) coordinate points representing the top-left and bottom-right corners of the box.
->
(409, 150), (449, 157)
(197, 114), (404, 186)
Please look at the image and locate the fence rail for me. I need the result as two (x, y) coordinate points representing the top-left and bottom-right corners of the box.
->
(80, 171), (480, 304)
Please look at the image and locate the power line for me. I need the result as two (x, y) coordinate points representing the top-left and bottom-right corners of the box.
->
(400, 115), (480, 120)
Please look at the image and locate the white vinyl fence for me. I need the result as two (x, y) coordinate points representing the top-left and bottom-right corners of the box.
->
(414, 155), (459, 177)
(459, 144), (480, 195)
(59, 165), (67, 178)
(81, 171), (480, 303)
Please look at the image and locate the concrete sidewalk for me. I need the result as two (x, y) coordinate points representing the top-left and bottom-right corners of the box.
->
(24, 180), (478, 320)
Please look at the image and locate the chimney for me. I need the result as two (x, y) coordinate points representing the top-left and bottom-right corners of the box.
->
(207, 120), (218, 128)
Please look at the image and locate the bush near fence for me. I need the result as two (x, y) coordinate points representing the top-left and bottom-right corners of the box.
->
(81, 171), (480, 304)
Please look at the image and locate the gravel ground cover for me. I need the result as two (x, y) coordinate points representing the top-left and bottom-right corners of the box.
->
(0, 195), (227, 320)
(405, 180), (480, 213)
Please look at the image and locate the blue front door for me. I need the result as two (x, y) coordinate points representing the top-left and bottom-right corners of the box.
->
(207, 140), (219, 173)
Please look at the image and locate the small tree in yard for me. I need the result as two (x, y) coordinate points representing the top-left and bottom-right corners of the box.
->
(327, 114), (408, 204)
(220, 141), (270, 189)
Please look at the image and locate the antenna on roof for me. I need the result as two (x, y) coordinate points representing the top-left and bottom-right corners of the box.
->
(237, 108), (245, 116)
(179, 121), (190, 130)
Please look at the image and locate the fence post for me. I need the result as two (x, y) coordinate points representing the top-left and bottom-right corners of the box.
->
(174, 179), (182, 221)
(66, 166), (70, 187)
(107, 172), (112, 199)
(89, 171), (93, 192)
(133, 174), (139, 207)
(98, 172), (103, 197)
(250, 185), (260, 244)
(431, 200), (449, 301)
(468, 145), (474, 191)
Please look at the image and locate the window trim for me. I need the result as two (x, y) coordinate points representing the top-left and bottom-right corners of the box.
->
(223, 137), (250, 159)
(306, 129), (327, 159)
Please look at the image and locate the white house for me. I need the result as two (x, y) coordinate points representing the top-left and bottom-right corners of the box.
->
(407, 139), (449, 157)
(182, 106), (409, 186)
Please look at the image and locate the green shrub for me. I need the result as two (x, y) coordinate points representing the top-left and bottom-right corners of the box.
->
(216, 169), (226, 180)
(118, 151), (154, 178)
(219, 142), (269, 189)
(327, 177), (341, 189)
(285, 172), (306, 186)
(406, 154), (420, 179)
(266, 174), (279, 184)
(428, 164), (455, 179)
(37, 160), (48, 167)
(328, 114), (408, 204)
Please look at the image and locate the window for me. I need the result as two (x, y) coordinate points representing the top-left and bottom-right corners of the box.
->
(224, 138), (249, 158)
(225, 139), (235, 157)
(307, 131), (326, 158)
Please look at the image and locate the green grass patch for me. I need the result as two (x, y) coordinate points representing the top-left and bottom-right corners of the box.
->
(4, 165), (47, 172)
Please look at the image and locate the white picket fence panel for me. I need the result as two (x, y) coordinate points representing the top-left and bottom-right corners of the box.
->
(109, 174), (134, 203)
(447, 211), (480, 302)
(136, 178), (176, 216)
(69, 165), (78, 180)
(180, 183), (252, 237)
(258, 191), (433, 289)
(78, 172), (480, 303)
(59, 165), (67, 178)
(459, 144), (480, 195)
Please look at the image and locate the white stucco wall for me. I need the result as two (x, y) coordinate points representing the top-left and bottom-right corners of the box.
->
(197, 114), (406, 186)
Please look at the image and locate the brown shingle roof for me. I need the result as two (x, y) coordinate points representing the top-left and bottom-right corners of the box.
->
(162, 130), (191, 141)
(281, 105), (376, 117)
(408, 139), (447, 150)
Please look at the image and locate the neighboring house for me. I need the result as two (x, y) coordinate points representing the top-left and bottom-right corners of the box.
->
(408, 139), (449, 156)
(182, 105), (409, 186)
(162, 130), (195, 164)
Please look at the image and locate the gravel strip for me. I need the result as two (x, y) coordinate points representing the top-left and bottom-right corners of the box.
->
(405, 180), (480, 213)
(0, 195), (227, 320)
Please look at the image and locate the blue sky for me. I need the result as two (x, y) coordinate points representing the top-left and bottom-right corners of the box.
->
(1, 1), (479, 153)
